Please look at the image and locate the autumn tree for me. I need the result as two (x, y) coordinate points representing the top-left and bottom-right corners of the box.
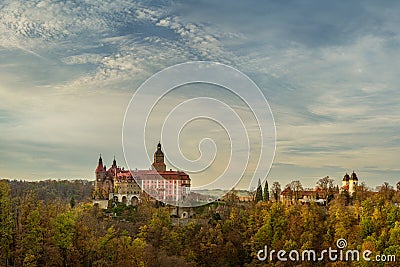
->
(139, 209), (171, 249)
(339, 189), (351, 206)
(21, 203), (46, 266)
(52, 211), (78, 267)
(0, 180), (14, 267)
(353, 182), (370, 204)
(251, 202), (288, 255)
(377, 182), (395, 201)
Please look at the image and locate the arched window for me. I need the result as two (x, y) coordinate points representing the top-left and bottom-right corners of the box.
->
(131, 196), (139, 206)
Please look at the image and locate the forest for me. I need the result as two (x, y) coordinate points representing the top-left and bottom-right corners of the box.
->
(0, 179), (400, 267)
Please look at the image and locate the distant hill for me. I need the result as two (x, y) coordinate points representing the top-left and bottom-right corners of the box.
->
(5, 179), (94, 203)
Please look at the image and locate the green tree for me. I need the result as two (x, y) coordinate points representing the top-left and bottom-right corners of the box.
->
(255, 179), (263, 202)
(263, 180), (269, 201)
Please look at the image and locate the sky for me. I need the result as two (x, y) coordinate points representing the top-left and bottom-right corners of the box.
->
(1, 0), (400, 190)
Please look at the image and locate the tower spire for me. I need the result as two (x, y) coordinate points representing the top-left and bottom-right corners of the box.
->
(112, 156), (117, 168)
(96, 153), (105, 172)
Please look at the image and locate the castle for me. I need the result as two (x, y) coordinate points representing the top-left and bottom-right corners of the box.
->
(340, 171), (359, 195)
(94, 142), (191, 207)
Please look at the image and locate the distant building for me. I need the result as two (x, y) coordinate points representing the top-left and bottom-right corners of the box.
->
(93, 142), (191, 206)
(220, 190), (253, 202)
(280, 187), (327, 205)
(340, 171), (359, 195)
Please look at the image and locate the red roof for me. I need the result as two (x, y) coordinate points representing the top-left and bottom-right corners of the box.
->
(102, 167), (190, 182)
(134, 170), (190, 181)
(116, 171), (132, 178)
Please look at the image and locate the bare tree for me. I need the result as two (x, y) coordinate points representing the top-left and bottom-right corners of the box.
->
(284, 183), (294, 203)
(271, 182), (281, 202)
(355, 182), (368, 202)
(316, 176), (334, 199)
(377, 182), (395, 201)
(290, 180), (303, 202)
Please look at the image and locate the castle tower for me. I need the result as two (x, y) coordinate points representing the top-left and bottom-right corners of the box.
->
(94, 154), (115, 199)
(94, 154), (106, 197)
(342, 173), (350, 188)
(349, 171), (358, 195)
(152, 142), (166, 172)
(95, 154), (106, 181)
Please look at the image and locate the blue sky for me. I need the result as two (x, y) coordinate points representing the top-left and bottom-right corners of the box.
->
(1, 0), (399, 189)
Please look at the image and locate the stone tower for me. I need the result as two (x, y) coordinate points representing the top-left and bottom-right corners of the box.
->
(95, 155), (106, 184)
(94, 154), (113, 199)
(152, 142), (166, 172)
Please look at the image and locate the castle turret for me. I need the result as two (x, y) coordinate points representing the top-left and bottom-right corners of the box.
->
(349, 171), (358, 195)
